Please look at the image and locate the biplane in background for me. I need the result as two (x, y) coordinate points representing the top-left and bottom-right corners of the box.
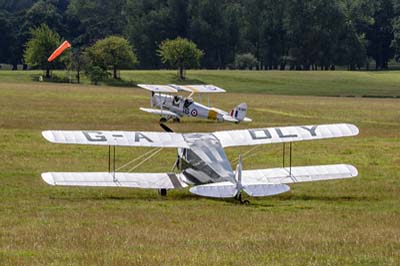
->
(138, 84), (252, 123)
(41, 123), (359, 204)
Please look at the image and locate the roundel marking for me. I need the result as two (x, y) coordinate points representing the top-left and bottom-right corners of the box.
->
(191, 109), (198, 117)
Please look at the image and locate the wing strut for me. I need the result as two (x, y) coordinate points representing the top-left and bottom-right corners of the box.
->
(108, 146), (111, 172)
(108, 145), (116, 181)
(290, 142), (293, 176)
(113, 146), (116, 178)
(282, 142), (293, 177)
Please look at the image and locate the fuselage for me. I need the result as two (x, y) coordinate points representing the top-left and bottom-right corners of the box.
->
(153, 94), (225, 121)
(177, 133), (235, 185)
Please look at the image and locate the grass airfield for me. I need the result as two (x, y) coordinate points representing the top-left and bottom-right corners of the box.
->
(0, 70), (399, 265)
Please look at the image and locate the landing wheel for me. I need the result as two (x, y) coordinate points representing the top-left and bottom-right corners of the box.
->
(158, 189), (167, 196)
(236, 193), (250, 205)
(242, 200), (250, 205)
(172, 117), (180, 123)
(160, 117), (167, 123)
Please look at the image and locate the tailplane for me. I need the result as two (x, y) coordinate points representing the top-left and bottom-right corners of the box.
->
(230, 103), (251, 122)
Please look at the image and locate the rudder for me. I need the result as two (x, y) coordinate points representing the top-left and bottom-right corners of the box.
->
(230, 103), (248, 121)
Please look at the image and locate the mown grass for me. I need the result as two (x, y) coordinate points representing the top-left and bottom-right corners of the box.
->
(0, 74), (399, 265)
(1, 69), (400, 97)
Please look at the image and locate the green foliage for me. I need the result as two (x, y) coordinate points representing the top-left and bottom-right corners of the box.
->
(124, 0), (173, 69)
(67, 0), (126, 45)
(392, 17), (400, 62)
(188, 1), (238, 69)
(158, 37), (203, 79)
(85, 65), (110, 85)
(391, 1), (400, 62)
(23, 24), (62, 78)
(366, 0), (395, 69)
(25, 0), (63, 32)
(1, 0), (400, 70)
(0, 10), (14, 63)
(234, 53), (258, 69)
(85, 36), (138, 79)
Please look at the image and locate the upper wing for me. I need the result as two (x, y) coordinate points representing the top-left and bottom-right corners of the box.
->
(42, 130), (189, 148)
(241, 164), (358, 184)
(137, 84), (178, 93)
(42, 172), (187, 189)
(213, 123), (359, 147)
(169, 84), (226, 93)
(139, 107), (180, 117)
(137, 84), (226, 94)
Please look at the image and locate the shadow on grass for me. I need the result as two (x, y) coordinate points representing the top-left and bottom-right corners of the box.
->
(277, 193), (372, 202)
(30, 74), (71, 83)
(48, 188), (200, 202)
(47, 189), (373, 206)
(169, 77), (205, 85)
(103, 78), (137, 87)
(106, 74), (206, 88)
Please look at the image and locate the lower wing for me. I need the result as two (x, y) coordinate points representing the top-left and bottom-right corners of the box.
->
(189, 164), (357, 198)
(140, 107), (180, 118)
(241, 164), (358, 184)
(189, 182), (290, 198)
(42, 172), (187, 189)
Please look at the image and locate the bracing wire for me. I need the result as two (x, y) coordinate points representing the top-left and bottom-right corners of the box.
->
(115, 147), (160, 171)
(127, 147), (164, 172)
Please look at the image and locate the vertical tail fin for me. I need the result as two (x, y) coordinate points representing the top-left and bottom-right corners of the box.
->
(230, 103), (248, 121)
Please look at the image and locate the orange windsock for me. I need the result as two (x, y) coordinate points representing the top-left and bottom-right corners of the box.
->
(48, 40), (71, 62)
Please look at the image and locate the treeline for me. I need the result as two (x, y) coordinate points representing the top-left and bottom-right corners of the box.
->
(1, 0), (400, 70)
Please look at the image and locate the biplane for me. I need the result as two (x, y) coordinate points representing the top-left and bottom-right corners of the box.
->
(138, 84), (252, 123)
(41, 123), (359, 204)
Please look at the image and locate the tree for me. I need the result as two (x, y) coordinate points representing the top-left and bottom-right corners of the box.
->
(234, 53), (258, 69)
(366, 0), (395, 69)
(187, 0), (236, 69)
(24, 24), (63, 78)
(158, 37), (204, 79)
(67, 0), (127, 45)
(125, 0), (174, 69)
(24, 0), (63, 33)
(392, 17), (400, 62)
(85, 36), (138, 79)
(0, 11), (14, 64)
(391, 0), (400, 62)
(335, 0), (374, 70)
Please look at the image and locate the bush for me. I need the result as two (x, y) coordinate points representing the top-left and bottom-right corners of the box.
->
(85, 66), (110, 85)
(234, 53), (258, 70)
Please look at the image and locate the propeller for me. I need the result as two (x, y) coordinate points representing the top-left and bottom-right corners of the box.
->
(159, 123), (173, 132)
(159, 123), (181, 171)
(235, 155), (243, 192)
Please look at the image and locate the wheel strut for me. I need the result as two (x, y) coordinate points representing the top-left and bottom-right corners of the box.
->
(236, 193), (250, 205)
(158, 189), (167, 196)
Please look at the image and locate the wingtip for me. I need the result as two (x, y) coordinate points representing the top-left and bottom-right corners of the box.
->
(346, 124), (360, 136)
(42, 131), (55, 143)
(41, 172), (55, 185)
(345, 164), (359, 177)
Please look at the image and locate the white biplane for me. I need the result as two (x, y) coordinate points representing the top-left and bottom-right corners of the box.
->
(41, 123), (359, 204)
(138, 84), (252, 123)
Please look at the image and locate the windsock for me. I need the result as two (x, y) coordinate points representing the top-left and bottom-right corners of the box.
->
(48, 40), (71, 62)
